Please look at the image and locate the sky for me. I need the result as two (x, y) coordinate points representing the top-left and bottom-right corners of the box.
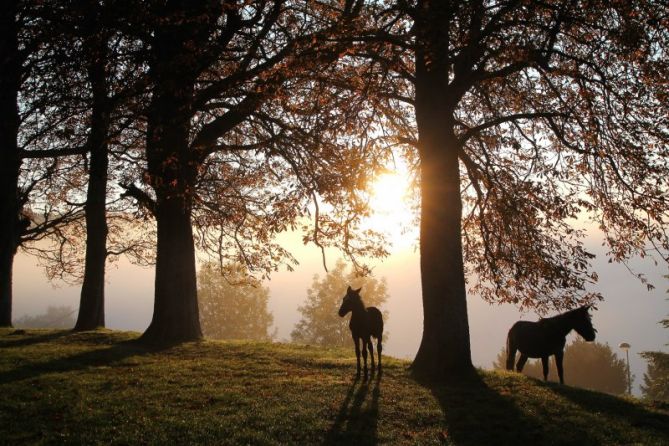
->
(12, 221), (668, 396)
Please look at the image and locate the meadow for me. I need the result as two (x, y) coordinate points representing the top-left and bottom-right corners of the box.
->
(1, 329), (667, 445)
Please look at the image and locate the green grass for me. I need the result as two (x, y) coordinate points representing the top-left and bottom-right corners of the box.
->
(1, 329), (667, 445)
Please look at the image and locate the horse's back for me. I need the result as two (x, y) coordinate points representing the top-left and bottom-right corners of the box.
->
(366, 307), (383, 339)
(508, 319), (564, 357)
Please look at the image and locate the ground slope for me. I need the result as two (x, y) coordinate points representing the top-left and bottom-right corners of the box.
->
(0, 329), (667, 445)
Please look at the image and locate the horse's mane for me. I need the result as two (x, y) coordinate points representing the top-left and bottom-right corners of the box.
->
(542, 306), (590, 323)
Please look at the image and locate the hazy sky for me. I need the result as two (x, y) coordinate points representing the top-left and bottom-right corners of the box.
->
(12, 223), (668, 396)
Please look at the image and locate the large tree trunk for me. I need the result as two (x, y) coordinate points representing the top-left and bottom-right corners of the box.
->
(0, 0), (21, 327)
(410, 1), (474, 380)
(139, 3), (208, 343)
(142, 198), (200, 342)
(74, 39), (109, 331)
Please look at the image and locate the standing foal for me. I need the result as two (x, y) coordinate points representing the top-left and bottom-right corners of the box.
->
(338, 286), (383, 378)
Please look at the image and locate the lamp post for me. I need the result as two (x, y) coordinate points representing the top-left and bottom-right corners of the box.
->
(619, 342), (632, 395)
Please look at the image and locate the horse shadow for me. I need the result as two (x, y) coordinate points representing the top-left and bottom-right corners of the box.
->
(324, 373), (381, 445)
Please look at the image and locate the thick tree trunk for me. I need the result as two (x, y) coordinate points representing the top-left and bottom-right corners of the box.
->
(74, 43), (109, 331)
(410, 0), (474, 380)
(139, 3), (209, 343)
(410, 125), (474, 379)
(141, 198), (200, 342)
(0, 0), (21, 327)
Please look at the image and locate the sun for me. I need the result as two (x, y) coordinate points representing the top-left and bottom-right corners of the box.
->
(363, 165), (417, 250)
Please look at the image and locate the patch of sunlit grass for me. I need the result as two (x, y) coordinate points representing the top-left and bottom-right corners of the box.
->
(0, 329), (667, 445)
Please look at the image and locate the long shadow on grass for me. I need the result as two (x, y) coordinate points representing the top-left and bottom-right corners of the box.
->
(0, 339), (157, 385)
(424, 372), (593, 446)
(549, 384), (669, 439)
(0, 330), (72, 348)
(325, 373), (380, 445)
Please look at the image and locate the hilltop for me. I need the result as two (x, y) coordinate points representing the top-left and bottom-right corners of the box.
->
(1, 329), (667, 445)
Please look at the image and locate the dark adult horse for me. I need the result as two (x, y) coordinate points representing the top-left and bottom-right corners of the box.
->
(506, 305), (596, 384)
(338, 286), (383, 378)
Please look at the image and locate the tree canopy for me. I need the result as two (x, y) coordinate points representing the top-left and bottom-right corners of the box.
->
(197, 262), (275, 341)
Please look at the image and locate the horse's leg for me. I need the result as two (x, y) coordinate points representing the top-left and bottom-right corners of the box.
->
(555, 350), (565, 384)
(541, 356), (549, 381)
(368, 338), (375, 372)
(377, 337), (382, 372)
(353, 335), (361, 376)
(506, 335), (517, 371)
(361, 337), (369, 378)
(516, 354), (528, 372)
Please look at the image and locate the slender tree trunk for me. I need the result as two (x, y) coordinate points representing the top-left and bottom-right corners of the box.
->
(0, 0), (21, 327)
(74, 38), (109, 331)
(410, 1), (474, 380)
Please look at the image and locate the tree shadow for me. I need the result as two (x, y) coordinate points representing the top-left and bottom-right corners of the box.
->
(0, 329), (72, 348)
(422, 372), (593, 446)
(0, 337), (159, 385)
(325, 372), (381, 445)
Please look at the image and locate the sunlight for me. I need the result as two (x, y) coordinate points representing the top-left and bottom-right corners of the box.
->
(364, 162), (418, 251)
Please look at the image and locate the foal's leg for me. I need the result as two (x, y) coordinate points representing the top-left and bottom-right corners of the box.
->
(555, 350), (565, 384)
(516, 354), (528, 373)
(377, 337), (382, 372)
(541, 356), (549, 381)
(353, 335), (361, 376)
(361, 337), (369, 378)
(368, 338), (375, 372)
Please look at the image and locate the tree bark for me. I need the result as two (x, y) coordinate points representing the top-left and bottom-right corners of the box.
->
(141, 197), (201, 343)
(410, 0), (474, 380)
(139, 3), (210, 343)
(74, 36), (109, 331)
(0, 0), (21, 327)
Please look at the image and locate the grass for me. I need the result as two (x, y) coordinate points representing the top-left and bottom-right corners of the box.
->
(1, 329), (668, 445)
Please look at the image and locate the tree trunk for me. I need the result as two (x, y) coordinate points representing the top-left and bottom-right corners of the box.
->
(0, 0), (21, 327)
(141, 197), (201, 343)
(139, 4), (206, 343)
(74, 39), (109, 331)
(410, 0), (474, 380)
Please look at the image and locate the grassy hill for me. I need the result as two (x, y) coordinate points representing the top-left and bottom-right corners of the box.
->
(1, 329), (667, 445)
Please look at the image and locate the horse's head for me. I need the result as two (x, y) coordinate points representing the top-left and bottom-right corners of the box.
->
(338, 286), (362, 317)
(573, 305), (596, 341)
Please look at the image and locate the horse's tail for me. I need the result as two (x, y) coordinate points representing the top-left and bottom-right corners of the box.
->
(505, 326), (516, 371)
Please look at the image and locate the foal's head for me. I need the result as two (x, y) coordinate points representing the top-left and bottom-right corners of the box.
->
(338, 286), (363, 317)
(571, 305), (596, 341)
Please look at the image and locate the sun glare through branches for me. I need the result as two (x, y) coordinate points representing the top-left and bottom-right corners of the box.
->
(363, 161), (418, 252)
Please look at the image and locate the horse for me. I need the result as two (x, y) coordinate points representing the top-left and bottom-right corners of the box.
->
(505, 305), (596, 384)
(338, 286), (384, 378)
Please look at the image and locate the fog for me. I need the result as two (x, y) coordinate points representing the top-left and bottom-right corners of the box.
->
(12, 229), (668, 396)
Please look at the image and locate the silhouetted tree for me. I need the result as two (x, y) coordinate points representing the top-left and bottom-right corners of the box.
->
(14, 305), (76, 329)
(640, 283), (669, 401)
(640, 351), (669, 402)
(0, 0), (24, 327)
(0, 0), (89, 327)
(493, 338), (628, 394)
(291, 259), (388, 347)
(197, 262), (275, 341)
(332, 0), (669, 379)
(118, 1), (386, 343)
(10, 1), (151, 331)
